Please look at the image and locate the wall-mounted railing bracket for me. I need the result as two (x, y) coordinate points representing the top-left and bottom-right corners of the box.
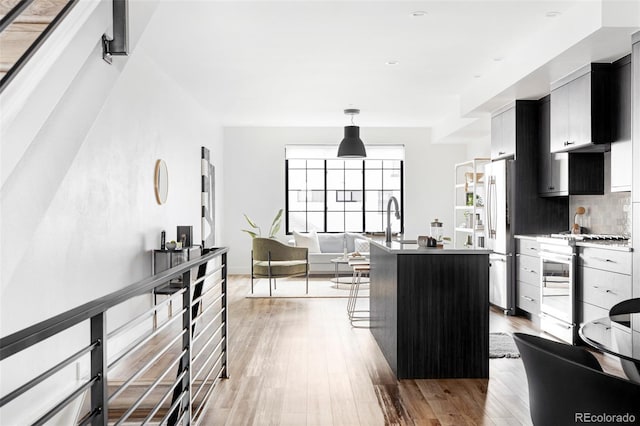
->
(102, 0), (129, 64)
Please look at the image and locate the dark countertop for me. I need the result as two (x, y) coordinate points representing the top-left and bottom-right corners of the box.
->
(369, 239), (491, 254)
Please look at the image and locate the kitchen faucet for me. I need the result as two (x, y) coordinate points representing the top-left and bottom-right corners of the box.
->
(385, 196), (401, 243)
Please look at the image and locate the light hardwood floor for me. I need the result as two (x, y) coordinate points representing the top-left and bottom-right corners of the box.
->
(201, 275), (623, 426)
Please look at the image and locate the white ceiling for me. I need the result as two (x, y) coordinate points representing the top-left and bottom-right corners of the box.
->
(139, 0), (640, 142)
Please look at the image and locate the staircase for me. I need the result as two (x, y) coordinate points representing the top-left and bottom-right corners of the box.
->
(0, 0), (70, 82)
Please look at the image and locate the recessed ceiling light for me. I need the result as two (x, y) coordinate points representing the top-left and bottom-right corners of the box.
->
(386, 61), (399, 66)
(474, 74), (482, 78)
(545, 11), (561, 17)
(411, 11), (428, 17)
(493, 57), (503, 62)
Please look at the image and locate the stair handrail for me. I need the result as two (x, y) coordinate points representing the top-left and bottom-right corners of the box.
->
(0, 246), (229, 425)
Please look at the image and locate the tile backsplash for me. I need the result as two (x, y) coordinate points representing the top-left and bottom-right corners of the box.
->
(569, 152), (631, 236)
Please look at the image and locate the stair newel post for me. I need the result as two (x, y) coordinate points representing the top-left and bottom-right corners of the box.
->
(90, 312), (108, 426)
(221, 252), (228, 378)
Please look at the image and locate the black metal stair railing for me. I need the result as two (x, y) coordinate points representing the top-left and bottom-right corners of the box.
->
(0, 247), (229, 426)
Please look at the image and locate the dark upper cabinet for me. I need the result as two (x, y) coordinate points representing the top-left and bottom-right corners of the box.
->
(500, 100), (568, 235)
(538, 95), (604, 197)
(610, 54), (632, 192)
(550, 63), (614, 153)
(490, 104), (516, 160)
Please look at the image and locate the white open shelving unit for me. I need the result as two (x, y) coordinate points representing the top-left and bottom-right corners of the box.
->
(454, 158), (490, 249)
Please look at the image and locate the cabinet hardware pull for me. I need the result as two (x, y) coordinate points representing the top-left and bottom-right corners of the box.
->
(592, 285), (615, 294)
(529, 247), (537, 251)
(549, 186), (555, 190)
(523, 296), (534, 302)
(564, 141), (575, 146)
(593, 321), (611, 330)
(498, 151), (506, 155)
(590, 256), (615, 263)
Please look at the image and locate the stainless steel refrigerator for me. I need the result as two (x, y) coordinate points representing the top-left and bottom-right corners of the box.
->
(484, 159), (515, 314)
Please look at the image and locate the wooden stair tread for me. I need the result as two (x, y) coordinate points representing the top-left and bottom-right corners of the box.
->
(0, 22), (46, 71)
(0, 0), (68, 23)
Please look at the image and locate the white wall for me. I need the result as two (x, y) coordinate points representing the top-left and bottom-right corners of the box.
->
(223, 127), (468, 274)
(0, 11), (224, 425)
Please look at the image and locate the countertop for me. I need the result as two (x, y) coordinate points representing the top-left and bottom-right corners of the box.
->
(370, 239), (492, 254)
(514, 234), (633, 252)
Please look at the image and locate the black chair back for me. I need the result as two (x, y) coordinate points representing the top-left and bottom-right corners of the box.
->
(610, 298), (640, 316)
(513, 333), (640, 426)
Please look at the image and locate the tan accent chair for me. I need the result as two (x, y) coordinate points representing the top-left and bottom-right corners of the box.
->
(251, 238), (309, 296)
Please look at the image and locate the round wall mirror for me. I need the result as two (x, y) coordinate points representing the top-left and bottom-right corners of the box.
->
(154, 159), (168, 204)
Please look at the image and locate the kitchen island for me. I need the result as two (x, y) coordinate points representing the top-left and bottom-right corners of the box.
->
(369, 240), (490, 379)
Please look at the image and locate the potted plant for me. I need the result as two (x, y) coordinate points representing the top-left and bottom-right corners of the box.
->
(242, 209), (283, 239)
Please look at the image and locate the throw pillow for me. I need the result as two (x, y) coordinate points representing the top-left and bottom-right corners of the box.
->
(319, 233), (345, 253)
(293, 230), (321, 253)
(346, 232), (364, 252)
(354, 238), (370, 254)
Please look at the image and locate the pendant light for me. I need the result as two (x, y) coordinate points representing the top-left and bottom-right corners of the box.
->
(337, 108), (367, 158)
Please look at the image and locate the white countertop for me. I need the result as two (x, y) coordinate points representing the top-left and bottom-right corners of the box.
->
(369, 239), (492, 254)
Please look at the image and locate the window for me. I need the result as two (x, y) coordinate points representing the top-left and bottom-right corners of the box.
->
(285, 145), (404, 234)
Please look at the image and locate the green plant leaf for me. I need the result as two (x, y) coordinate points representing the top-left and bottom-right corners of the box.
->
(269, 222), (281, 238)
(268, 209), (283, 238)
(243, 214), (259, 229)
(241, 229), (258, 238)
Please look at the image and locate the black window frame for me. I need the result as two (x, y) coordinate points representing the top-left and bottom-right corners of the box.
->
(285, 158), (404, 234)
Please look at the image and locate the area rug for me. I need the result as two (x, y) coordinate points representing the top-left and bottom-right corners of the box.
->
(489, 332), (520, 358)
(246, 277), (369, 299)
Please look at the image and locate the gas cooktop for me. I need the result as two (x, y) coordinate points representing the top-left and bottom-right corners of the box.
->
(549, 234), (629, 241)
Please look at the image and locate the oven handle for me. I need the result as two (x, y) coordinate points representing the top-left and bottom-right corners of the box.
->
(539, 251), (574, 263)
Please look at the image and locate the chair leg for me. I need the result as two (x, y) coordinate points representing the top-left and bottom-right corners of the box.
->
(250, 250), (254, 294)
(268, 251), (272, 297)
(306, 270), (309, 294)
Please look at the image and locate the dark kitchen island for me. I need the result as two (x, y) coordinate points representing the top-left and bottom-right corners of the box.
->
(369, 240), (490, 379)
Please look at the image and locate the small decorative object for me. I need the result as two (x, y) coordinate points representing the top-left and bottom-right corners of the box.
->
(161, 230), (166, 249)
(166, 241), (177, 250)
(418, 236), (437, 248)
(177, 226), (192, 247)
(466, 192), (474, 206)
(430, 218), (443, 242)
(464, 211), (472, 229)
(242, 209), (284, 239)
(476, 194), (484, 207)
(175, 241), (183, 249)
(465, 235), (473, 247)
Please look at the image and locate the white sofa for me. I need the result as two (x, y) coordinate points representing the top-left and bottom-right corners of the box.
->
(289, 232), (370, 274)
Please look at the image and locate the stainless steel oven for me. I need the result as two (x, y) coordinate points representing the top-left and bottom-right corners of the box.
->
(539, 242), (576, 344)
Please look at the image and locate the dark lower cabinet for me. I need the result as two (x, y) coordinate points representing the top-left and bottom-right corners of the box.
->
(370, 244), (489, 379)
